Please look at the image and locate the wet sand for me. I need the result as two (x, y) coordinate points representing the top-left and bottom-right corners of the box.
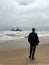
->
(0, 38), (49, 65)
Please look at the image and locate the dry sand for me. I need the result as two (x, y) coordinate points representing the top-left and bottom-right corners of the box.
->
(0, 39), (49, 65)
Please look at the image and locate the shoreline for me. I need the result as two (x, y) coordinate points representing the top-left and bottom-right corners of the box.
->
(0, 37), (49, 51)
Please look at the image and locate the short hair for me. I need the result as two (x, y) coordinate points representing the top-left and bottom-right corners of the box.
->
(32, 28), (36, 31)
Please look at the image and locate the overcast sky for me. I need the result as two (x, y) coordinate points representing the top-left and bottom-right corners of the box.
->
(0, 0), (49, 30)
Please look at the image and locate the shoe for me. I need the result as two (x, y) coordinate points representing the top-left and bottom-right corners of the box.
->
(29, 56), (31, 58)
(32, 57), (35, 59)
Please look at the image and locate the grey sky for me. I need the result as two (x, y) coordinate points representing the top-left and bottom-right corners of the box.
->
(0, 0), (49, 30)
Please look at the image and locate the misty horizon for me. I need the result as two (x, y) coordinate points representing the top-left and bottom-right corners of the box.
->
(0, 25), (49, 31)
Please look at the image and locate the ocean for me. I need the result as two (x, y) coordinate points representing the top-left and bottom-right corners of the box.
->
(0, 30), (49, 42)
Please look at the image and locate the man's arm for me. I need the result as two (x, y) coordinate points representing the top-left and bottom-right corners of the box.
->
(28, 33), (31, 43)
(36, 33), (39, 45)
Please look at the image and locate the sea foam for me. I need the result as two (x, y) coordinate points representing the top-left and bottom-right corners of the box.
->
(0, 31), (49, 41)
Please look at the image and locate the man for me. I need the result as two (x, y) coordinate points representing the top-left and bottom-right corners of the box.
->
(28, 28), (39, 59)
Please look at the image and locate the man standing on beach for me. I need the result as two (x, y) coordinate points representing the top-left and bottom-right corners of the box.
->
(28, 28), (39, 59)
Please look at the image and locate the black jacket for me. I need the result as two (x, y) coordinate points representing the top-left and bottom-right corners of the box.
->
(28, 32), (39, 46)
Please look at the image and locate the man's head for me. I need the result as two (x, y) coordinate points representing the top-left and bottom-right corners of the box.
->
(32, 28), (36, 32)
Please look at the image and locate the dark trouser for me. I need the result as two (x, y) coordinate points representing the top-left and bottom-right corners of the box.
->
(29, 44), (36, 58)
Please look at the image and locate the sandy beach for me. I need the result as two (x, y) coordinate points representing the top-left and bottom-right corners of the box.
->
(0, 0), (49, 64)
(0, 38), (49, 65)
